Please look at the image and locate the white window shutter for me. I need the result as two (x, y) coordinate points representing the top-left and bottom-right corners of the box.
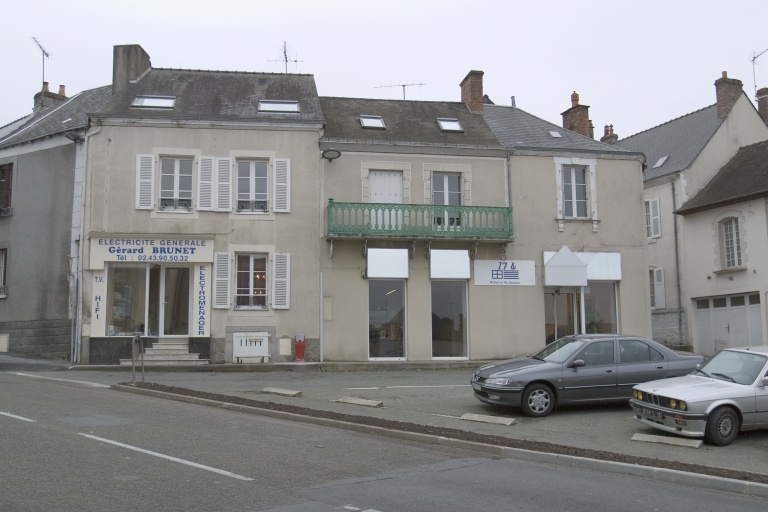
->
(213, 252), (231, 309)
(654, 268), (665, 309)
(216, 158), (232, 212)
(272, 253), (290, 309)
(198, 157), (215, 210)
(650, 198), (661, 237)
(135, 154), (155, 209)
(273, 158), (290, 213)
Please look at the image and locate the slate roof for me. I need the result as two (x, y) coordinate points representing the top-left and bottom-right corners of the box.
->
(614, 104), (724, 181)
(93, 69), (323, 125)
(482, 104), (629, 153)
(0, 85), (112, 148)
(675, 139), (768, 215)
(319, 97), (501, 147)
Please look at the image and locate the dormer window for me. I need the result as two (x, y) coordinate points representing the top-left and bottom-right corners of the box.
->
(360, 115), (385, 129)
(437, 118), (463, 132)
(132, 96), (176, 109)
(259, 100), (300, 113)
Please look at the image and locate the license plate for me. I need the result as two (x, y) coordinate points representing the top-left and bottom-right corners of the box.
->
(641, 407), (663, 420)
(472, 382), (481, 391)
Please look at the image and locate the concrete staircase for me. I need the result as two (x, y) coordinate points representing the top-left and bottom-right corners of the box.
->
(119, 341), (208, 366)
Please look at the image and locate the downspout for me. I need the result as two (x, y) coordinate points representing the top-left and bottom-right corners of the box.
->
(671, 177), (683, 345)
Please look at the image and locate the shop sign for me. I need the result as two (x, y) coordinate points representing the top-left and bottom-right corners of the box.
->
(474, 260), (536, 286)
(90, 237), (214, 268)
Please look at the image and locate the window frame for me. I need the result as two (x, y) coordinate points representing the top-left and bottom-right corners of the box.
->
(720, 217), (742, 269)
(555, 157), (597, 229)
(360, 115), (386, 129)
(562, 165), (589, 219)
(436, 118), (463, 132)
(649, 267), (665, 309)
(131, 96), (176, 109)
(258, 100), (300, 113)
(235, 253), (268, 310)
(0, 163), (12, 215)
(644, 197), (661, 238)
(0, 248), (6, 297)
(158, 157), (194, 212)
(236, 160), (270, 213)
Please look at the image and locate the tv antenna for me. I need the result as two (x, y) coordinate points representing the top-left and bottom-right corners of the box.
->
(752, 48), (768, 100)
(374, 82), (426, 100)
(32, 37), (51, 86)
(269, 41), (302, 73)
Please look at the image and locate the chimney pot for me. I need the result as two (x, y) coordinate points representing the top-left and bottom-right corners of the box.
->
(58, 85), (66, 97)
(600, 124), (619, 144)
(42, 81), (49, 93)
(460, 70), (484, 113)
(562, 91), (592, 138)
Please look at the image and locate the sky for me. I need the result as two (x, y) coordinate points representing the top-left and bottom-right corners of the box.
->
(3, 0), (768, 138)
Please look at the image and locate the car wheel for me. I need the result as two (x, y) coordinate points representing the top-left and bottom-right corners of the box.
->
(705, 407), (740, 446)
(521, 383), (555, 417)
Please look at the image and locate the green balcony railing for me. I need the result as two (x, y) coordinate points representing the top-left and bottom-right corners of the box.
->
(327, 199), (513, 240)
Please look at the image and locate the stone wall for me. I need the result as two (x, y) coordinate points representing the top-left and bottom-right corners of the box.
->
(0, 318), (71, 359)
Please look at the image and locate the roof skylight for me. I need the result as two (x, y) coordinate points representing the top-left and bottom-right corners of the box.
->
(437, 118), (463, 132)
(360, 115), (385, 129)
(258, 100), (300, 113)
(653, 155), (669, 168)
(549, 130), (562, 138)
(132, 96), (176, 109)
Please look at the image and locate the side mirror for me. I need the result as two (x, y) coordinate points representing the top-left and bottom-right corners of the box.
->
(760, 377), (768, 388)
(570, 359), (585, 368)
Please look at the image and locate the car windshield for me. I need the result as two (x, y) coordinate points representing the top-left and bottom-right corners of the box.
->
(698, 350), (768, 385)
(532, 336), (588, 364)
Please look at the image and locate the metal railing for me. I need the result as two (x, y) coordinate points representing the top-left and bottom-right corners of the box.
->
(327, 199), (513, 240)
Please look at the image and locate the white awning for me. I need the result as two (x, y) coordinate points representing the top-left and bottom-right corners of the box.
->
(543, 246), (622, 286)
(368, 248), (409, 278)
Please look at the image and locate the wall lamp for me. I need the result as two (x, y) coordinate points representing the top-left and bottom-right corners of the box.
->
(321, 148), (341, 162)
(65, 130), (85, 143)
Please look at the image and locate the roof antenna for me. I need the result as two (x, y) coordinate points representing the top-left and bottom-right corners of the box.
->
(269, 41), (302, 73)
(374, 82), (426, 100)
(32, 37), (51, 87)
(752, 48), (768, 100)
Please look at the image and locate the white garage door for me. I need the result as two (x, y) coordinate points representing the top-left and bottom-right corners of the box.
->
(694, 294), (763, 356)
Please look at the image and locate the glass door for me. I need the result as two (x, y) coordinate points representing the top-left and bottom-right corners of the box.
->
(148, 265), (190, 337)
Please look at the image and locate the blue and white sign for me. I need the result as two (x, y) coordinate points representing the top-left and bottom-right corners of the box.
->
(474, 260), (536, 286)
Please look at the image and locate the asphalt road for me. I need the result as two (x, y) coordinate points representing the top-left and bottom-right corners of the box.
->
(2, 367), (767, 512)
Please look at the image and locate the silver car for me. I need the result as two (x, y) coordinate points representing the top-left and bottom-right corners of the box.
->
(630, 346), (768, 446)
(471, 334), (704, 417)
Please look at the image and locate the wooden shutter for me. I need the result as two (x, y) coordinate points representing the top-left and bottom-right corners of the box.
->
(646, 198), (661, 238)
(213, 252), (231, 309)
(653, 268), (665, 309)
(273, 158), (290, 213)
(216, 158), (232, 212)
(197, 157), (215, 210)
(135, 154), (155, 209)
(272, 253), (290, 309)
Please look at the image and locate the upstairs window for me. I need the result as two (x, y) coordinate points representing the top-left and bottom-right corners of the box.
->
(360, 115), (386, 129)
(649, 268), (665, 309)
(159, 157), (193, 211)
(437, 118), (463, 132)
(0, 163), (12, 216)
(0, 248), (6, 297)
(720, 217), (742, 269)
(645, 198), (661, 238)
(237, 160), (269, 213)
(432, 173), (462, 228)
(132, 96), (176, 109)
(236, 254), (268, 309)
(258, 100), (299, 113)
(562, 165), (589, 218)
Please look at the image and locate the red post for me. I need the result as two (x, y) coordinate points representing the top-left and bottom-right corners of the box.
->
(294, 337), (306, 362)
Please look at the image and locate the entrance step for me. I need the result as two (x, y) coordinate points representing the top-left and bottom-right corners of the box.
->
(119, 342), (208, 366)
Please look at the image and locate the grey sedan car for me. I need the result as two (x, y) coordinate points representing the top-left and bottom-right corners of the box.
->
(630, 345), (768, 446)
(471, 334), (704, 417)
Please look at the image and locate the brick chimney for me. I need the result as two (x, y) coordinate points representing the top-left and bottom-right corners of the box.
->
(714, 71), (743, 118)
(112, 44), (152, 95)
(600, 124), (618, 144)
(460, 70), (484, 113)
(33, 81), (68, 112)
(561, 91), (592, 138)
(757, 87), (768, 124)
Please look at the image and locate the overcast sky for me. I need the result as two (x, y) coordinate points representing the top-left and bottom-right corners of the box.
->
(3, 0), (768, 138)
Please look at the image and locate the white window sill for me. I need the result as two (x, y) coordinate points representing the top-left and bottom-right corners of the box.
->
(713, 266), (747, 275)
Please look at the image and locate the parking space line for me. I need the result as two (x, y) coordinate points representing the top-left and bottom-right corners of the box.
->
(9, 373), (110, 388)
(385, 385), (470, 389)
(0, 411), (36, 422)
(80, 434), (254, 481)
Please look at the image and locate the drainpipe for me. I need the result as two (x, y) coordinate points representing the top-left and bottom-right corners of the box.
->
(671, 177), (683, 345)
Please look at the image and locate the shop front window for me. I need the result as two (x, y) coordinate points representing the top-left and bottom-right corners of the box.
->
(368, 280), (405, 358)
(106, 265), (147, 336)
(431, 281), (467, 358)
(584, 282), (617, 334)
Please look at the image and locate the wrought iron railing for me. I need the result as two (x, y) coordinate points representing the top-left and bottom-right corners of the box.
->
(327, 199), (513, 239)
(0, 207), (12, 217)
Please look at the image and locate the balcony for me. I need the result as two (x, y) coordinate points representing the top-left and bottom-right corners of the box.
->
(327, 199), (513, 241)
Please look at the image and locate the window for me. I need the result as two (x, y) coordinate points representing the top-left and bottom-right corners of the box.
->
(432, 173), (462, 228)
(549, 131), (562, 138)
(0, 163), (12, 215)
(369, 280), (405, 358)
(437, 118), (463, 132)
(562, 165), (589, 218)
(235, 254), (268, 309)
(159, 158), (193, 211)
(258, 100), (299, 113)
(237, 160), (269, 212)
(645, 198), (661, 238)
(132, 96), (175, 108)
(620, 339), (664, 363)
(360, 115), (385, 129)
(653, 156), (669, 169)
(431, 281), (467, 358)
(720, 217), (742, 269)
(0, 249), (6, 297)
(649, 268), (665, 309)
(576, 340), (614, 366)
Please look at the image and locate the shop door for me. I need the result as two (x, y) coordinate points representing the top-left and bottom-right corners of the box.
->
(148, 266), (190, 338)
(544, 290), (581, 344)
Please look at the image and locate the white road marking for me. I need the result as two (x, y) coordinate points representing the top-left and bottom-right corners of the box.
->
(345, 387), (380, 390)
(385, 384), (470, 389)
(80, 434), (254, 481)
(0, 411), (36, 422)
(8, 372), (110, 388)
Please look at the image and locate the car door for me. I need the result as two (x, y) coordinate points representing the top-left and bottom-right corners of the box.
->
(616, 338), (669, 398)
(561, 339), (618, 403)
